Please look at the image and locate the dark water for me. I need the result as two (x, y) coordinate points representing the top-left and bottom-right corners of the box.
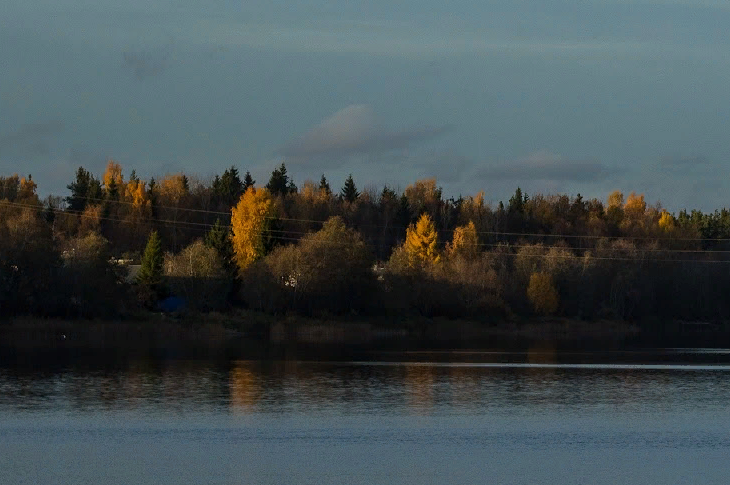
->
(2, 348), (730, 484)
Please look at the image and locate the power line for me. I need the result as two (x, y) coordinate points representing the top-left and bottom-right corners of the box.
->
(45, 191), (730, 243)
(6, 200), (730, 263)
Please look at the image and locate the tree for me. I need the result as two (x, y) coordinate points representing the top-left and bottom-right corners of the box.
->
(242, 216), (375, 315)
(266, 163), (291, 197)
(231, 187), (274, 271)
(447, 221), (479, 259)
(218, 166), (244, 207)
(341, 174), (359, 203)
(103, 160), (124, 201)
(136, 230), (164, 289)
(527, 271), (559, 315)
(205, 218), (235, 275)
(319, 174), (331, 195)
(404, 213), (440, 267)
(164, 240), (229, 310)
(242, 171), (255, 192)
(658, 211), (676, 232)
(508, 187), (525, 215)
(67, 167), (102, 212)
(624, 192), (647, 220)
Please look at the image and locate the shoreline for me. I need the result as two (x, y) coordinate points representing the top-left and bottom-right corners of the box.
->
(5, 312), (726, 354)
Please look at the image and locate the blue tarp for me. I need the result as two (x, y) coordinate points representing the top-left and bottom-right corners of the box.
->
(158, 296), (186, 313)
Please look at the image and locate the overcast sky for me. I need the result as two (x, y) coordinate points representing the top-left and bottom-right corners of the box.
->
(2, 0), (729, 210)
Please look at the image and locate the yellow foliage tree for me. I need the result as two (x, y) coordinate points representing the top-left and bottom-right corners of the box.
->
(404, 178), (441, 217)
(447, 221), (479, 259)
(527, 271), (559, 315)
(103, 160), (124, 189)
(231, 187), (273, 271)
(658, 210), (675, 232)
(158, 173), (189, 204)
(125, 179), (152, 217)
(78, 204), (103, 236)
(607, 190), (624, 209)
(404, 213), (440, 267)
(18, 175), (38, 202)
(624, 192), (646, 219)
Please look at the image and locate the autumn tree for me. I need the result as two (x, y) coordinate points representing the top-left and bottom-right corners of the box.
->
(103, 160), (124, 200)
(658, 211), (675, 232)
(242, 216), (375, 315)
(231, 186), (274, 271)
(18, 175), (38, 203)
(624, 192), (647, 220)
(164, 239), (229, 310)
(404, 213), (440, 267)
(447, 221), (479, 259)
(527, 271), (559, 315)
(404, 178), (441, 220)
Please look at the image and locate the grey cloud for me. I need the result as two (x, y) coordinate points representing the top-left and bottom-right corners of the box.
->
(659, 154), (709, 166)
(478, 151), (618, 182)
(0, 121), (65, 157)
(122, 50), (170, 80)
(279, 105), (450, 166)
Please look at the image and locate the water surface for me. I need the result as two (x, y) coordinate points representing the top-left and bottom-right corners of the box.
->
(2, 349), (729, 484)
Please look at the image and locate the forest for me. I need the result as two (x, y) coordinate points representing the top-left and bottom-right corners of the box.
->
(3, 160), (730, 324)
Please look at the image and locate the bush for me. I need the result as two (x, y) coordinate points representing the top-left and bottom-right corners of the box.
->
(164, 240), (230, 310)
(527, 272), (559, 316)
(240, 216), (377, 316)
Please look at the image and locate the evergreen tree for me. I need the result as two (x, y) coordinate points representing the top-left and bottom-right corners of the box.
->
(129, 170), (139, 184)
(219, 166), (244, 206)
(136, 230), (164, 289)
(242, 171), (255, 192)
(266, 163), (290, 196)
(397, 194), (411, 228)
(66, 167), (92, 212)
(508, 187), (524, 215)
(287, 179), (298, 194)
(106, 177), (119, 201)
(341, 174), (359, 203)
(319, 174), (331, 195)
(204, 218), (235, 274)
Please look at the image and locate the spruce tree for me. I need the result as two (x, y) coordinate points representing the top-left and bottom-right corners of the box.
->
(204, 219), (235, 275)
(136, 230), (163, 288)
(66, 167), (92, 212)
(319, 174), (331, 195)
(341, 174), (359, 203)
(266, 163), (290, 196)
(220, 166), (243, 206)
(242, 171), (255, 192)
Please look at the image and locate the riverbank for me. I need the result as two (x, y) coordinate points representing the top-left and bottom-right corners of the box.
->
(1, 311), (644, 352)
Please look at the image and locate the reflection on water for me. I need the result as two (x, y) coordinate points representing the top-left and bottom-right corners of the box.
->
(3, 350), (730, 485)
(3, 350), (730, 415)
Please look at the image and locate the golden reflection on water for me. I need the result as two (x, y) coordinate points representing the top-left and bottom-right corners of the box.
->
(229, 363), (262, 413)
(404, 365), (435, 414)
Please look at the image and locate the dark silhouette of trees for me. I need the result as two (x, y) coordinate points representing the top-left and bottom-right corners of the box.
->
(341, 174), (359, 203)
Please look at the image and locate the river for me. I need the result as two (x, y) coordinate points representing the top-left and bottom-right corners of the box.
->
(2, 348), (730, 484)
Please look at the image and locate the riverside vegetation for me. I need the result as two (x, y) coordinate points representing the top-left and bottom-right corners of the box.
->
(2, 162), (730, 342)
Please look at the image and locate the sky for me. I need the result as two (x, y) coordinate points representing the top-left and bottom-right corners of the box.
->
(1, 0), (729, 211)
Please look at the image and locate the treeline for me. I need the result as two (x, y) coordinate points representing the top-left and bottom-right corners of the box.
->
(2, 162), (730, 323)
